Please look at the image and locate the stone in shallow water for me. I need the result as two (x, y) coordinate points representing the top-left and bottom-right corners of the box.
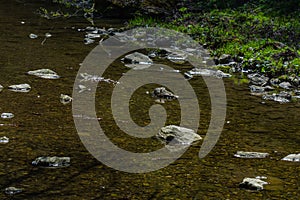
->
(4, 187), (22, 195)
(157, 125), (202, 145)
(32, 156), (70, 167)
(281, 153), (300, 162)
(1, 113), (14, 119)
(262, 91), (292, 103)
(247, 73), (269, 86)
(122, 52), (153, 70)
(152, 87), (178, 102)
(60, 94), (72, 105)
(239, 177), (268, 191)
(187, 68), (231, 78)
(29, 33), (38, 39)
(279, 81), (293, 90)
(234, 151), (269, 158)
(0, 136), (9, 144)
(0, 84), (3, 92)
(27, 69), (60, 79)
(166, 51), (188, 64)
(8, 84), (31, 92)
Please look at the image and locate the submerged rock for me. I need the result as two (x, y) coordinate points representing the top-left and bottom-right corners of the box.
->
(249, 85), (274, 96)
(8, 84), (31, 92)
(0, 136), (9, 144)
(60, 94), (72, 105)
(157, 125), (202, 145)
(281, 153), (300, 162)
(187, 68), (231, 78)
(27, 69), (60, 79)
(122, 52), (153, 70)
(0, 84), (3, 92)
(152, 87), (178, 103)
(247, 73), (269, 86)
(239, 177), (268, 191)
(234, 151), (269, 159)
(32, 156), (70, 167)
(4, 187), (22, 195)
(1, 113), (14, 119)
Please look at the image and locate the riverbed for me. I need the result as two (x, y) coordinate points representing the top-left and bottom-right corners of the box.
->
(0, 1), (299, 199)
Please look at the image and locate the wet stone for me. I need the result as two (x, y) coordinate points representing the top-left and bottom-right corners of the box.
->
(249, 85), (274, 96)
(8, 84), (31, 92)
(239, 177), (268, 191)
(4, 187), (22, 195)
(157, 125), (202, 145)
(279, 82), (293, 90)
(270, 78), (281, 86)
(187, 68), (231, 78)
(234, 151), (269, 159)
(262, 91), (292, 103)
(32, 156), (70, 168)
(152, 87), (178, 102)
(60, 94), (72, 105)
(122, 52), (153, 70)
(1, 113), (14, 119)
(0, 84), (3, 92)
(27, 69), (60, 79)
(0, 136), (9, 144)
(79, 73), (119, 84)
(166, 51), (188, 64)
(84, 38), (95, 45)
(281, 153), (300, 162)
(218, 54), (232, 64)
(29, 33), (38, 39)
(247, 73), (269, 86)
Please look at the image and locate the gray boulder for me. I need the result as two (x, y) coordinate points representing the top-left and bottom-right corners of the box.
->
(157, 125), (202, 145)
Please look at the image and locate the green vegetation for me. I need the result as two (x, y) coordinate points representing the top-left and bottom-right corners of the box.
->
(128, 1), (300, 77)
(37, 0), (96, 25)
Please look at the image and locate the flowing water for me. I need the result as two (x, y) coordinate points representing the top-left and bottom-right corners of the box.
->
(0, 1), (299, 199)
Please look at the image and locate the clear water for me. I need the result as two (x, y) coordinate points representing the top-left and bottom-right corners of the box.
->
(0, 1), (299, 199)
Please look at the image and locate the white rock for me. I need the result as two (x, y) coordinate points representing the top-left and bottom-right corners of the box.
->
(234, 151), (269, 158)
(27, 69), (60, 79)
(239, 177), (268, 190)
(157, 125), (202, 145)
(8, 84), (31, 92)
(1, 113), (14, 119)
(282, 153), (300, 162)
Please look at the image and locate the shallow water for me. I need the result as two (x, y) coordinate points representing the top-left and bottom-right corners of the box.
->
(0, 1), (299, 199)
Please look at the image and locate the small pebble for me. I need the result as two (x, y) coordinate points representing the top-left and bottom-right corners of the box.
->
(29, 33), (38, 39)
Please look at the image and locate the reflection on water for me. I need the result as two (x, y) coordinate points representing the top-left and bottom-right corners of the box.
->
(0, 1), (299, 199)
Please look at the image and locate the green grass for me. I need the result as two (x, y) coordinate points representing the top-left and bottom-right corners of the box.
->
(128, 4), (300, 77)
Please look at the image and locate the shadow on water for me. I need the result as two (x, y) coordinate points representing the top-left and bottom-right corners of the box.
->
(0, 0), (299, 199)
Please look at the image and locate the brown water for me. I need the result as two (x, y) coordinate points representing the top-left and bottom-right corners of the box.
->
(0, 1), (299, 199)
